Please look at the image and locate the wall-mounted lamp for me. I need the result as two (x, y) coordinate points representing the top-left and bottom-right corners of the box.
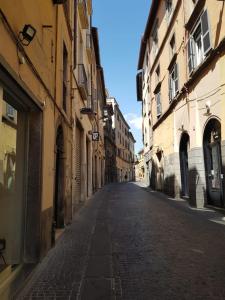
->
(178, 123), (184, 131)
(19, 24), (36, 46)
(103, 107), (109, 118)
(205, 101), (211, 115)
(80, 107), (96, 117)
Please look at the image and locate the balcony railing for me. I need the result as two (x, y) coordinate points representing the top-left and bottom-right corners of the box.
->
(78, 64), (88, 100)
(78, 0), (88, 29)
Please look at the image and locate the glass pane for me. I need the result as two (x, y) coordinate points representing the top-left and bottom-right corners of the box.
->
(203, 33), (210, 54)
(0, 100), (17, 191)
(0, 91), (24, 265)
(211, 144), (220, 190)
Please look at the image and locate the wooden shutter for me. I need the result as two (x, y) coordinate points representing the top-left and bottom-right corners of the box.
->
(187, 37), (195, 74)
(201, 10), (211, 56)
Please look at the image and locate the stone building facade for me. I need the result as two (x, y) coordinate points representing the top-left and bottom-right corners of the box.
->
(137, 0), (225, 208)
(0, 0), (107, 295)
(107, 97), (136, 182)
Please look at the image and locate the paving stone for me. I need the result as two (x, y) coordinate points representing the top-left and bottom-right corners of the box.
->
(80, 278), (114, 300)
(15, 182), (225, 300)
(85, 255), (112, 278)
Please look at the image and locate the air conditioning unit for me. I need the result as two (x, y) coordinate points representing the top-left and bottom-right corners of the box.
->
(53, 0), (67, 4)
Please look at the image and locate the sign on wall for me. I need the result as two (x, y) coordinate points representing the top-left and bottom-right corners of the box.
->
(92, 132), (99, 141)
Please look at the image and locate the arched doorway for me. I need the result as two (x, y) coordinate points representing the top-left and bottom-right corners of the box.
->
(54, 125), (64, 229)
(179, 132), (189, 197)
(203, 118), (223, 207)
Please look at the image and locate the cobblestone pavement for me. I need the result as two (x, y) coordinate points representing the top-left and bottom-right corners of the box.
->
(15, 182), (225, 300)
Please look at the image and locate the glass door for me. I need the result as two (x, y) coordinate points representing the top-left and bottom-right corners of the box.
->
(0, 87), (26, 267)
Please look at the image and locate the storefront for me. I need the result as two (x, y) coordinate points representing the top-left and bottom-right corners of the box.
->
(0, 62), (42, 272)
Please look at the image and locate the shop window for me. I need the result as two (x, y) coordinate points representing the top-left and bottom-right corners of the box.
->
(0, 93), (25, 265)
(187, 10), (211, 74)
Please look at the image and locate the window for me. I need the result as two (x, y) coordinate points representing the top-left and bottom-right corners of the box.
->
(166, 0), (173, 21)
(155, 65), (160, 84)
(63, 43), (68, 112)
(169, 62), (179, 101)
(156, 91), (162, 117)
(151, 20), (158, 57)
(187, 10), (211, 74)
(146, 53), (149, 67)
(169, 34), (176, 59)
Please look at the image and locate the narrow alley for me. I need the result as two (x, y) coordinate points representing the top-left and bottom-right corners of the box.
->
(15, 183), (225, 300)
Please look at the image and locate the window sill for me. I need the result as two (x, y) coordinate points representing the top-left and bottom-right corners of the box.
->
(185, 0), (206, 31)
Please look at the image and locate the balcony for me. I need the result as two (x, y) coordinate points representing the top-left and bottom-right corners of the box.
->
(86, 33), (92, 63)
(77, 64), (88, 100)
(78, 0), (88, 29)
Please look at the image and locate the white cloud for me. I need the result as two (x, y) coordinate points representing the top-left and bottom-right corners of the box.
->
(125, 113), (142, 130)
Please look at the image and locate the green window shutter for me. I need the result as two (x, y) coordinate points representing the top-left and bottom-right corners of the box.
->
(201, 10), (211, 56)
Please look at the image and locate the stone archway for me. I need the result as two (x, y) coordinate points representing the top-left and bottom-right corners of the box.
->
(203, 118), (223, 207)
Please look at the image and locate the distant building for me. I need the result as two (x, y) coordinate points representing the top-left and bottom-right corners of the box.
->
(104, 101), (117, 184)
(135, 149), (145, 181)
(107, 97), (136, 182)
(128, 132), (136, 181)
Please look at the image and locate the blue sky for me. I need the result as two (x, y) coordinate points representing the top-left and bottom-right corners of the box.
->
(92, 1), (151, 153)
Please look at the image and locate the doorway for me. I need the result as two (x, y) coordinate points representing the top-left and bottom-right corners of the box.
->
(179, 132), (189, 197)
(54, 126), (64, 229)
(203, 119), (223, 207)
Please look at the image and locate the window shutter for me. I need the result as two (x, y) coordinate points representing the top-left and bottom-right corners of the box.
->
(201, 10), (211, 56)
(156, 92), (161, 116)
(168, 74), (172, 102)
(187, 37), (195, 74)
(174, 63), (179, 93)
